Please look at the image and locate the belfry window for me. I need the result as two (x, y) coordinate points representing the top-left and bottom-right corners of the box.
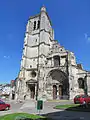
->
(37, 20), (40, 29)
(53, 56), (60, 67)
(33, 21), (36, 30)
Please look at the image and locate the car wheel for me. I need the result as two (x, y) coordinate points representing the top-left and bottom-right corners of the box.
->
(5, 107), (9, 110)
(74, 102), (76, 104)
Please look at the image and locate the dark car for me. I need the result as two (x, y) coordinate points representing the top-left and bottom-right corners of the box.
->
(74, 95), (90, 104)
(0, 100), (10, 110)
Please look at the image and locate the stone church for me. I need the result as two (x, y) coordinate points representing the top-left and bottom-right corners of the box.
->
(15, 6), (90, 100)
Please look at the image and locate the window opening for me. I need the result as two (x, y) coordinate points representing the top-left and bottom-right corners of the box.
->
(33, 21), (36, 30)
(37, 20), (40, 29)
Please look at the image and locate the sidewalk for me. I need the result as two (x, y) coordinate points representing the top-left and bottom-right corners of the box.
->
(0, 100), (90, 120)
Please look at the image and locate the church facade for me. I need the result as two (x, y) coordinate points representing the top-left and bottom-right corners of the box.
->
(15, 7), (90, 100)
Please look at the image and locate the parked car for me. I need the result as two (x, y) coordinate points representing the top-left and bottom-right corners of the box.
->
(0, 100), (10, 110)
(74, 95), (90, 104)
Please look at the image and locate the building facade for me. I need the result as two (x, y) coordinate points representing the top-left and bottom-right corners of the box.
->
(0, 84), (11, 100)
(16, 6), (90, 100)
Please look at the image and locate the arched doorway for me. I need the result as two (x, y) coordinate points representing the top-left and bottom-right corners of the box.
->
(26, 79), (37, 99)
(46, 69), (69, 99)
(53, 85), (57, 99)
(30, 84), (35, 99)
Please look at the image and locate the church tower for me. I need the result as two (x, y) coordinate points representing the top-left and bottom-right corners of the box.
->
(16, 6), (90, 101)
(17, 6), (54, 100)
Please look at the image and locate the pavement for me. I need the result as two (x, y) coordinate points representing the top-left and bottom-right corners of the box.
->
(0, 100), (90, 120)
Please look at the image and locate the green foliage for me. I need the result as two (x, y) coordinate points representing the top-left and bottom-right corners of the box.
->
(15, 116), (29, 120)
(55, 104), (90, 112)
(0, 113), (47, 120)
(55, 104), (79, 109)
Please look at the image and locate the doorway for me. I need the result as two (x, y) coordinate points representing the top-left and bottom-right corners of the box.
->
(28, 84), (35, 99)
(30, 84), (35, 99)
(53, 85), (57, 99)
(59, 85), (63, 99)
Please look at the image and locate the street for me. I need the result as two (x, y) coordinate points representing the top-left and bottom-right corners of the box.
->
(0, 100), (90, 120)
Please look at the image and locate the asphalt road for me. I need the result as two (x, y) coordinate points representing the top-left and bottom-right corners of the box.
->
(0, 100), (90, 120)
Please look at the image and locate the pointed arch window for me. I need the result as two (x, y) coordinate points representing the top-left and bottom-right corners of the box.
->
(33, 21), (36, 30)
(37, 20), (40, 29)
(53, 56), (60, 67)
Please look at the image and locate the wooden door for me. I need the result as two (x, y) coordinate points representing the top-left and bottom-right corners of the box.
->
(31, 90), (34, 99)
(30, 84), (35, 99)
(59, 85), (63, 99)
(53, 85), (57, 99)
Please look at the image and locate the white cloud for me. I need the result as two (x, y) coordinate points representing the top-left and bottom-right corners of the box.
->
(84, 33), (88, 39)
(87, 37), (90, 42)
(3, 56), (10, 59)
(84, 33), (90, 43)
(4, 56), (6, 58)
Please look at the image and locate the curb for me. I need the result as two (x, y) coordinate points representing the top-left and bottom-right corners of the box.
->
(47, 100), (72, 102)
(54, 107), (90, 112)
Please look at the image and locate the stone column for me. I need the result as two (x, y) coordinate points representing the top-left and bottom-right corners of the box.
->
(57, 84), (59, 100)
(34, 83), (37, 100)
(52, 57), (54, 67)
(69, 75), (74, 100)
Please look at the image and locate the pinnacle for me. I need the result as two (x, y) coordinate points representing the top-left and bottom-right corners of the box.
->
(41, 5), (46, 12)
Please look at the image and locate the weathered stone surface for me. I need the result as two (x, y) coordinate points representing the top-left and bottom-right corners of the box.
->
(15, 6), (90, 101)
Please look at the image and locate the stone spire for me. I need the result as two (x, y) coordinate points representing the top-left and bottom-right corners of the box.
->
(41, 5), (46, 12)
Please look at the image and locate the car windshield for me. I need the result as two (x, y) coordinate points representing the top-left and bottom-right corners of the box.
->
(0, 101), (5, 104)
(82, 95), (88, 98)
(75, 95), (80, 98)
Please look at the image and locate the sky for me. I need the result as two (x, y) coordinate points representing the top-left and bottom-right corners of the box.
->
(0, 0), (90, 84)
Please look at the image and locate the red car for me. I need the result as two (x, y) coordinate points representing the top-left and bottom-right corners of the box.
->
(74, 95), (90, 104)
(0, 100), (10, 110)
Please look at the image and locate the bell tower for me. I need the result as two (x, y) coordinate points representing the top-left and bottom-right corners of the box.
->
(17, 6), (54, 100)
(20, 6), (54, 71)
